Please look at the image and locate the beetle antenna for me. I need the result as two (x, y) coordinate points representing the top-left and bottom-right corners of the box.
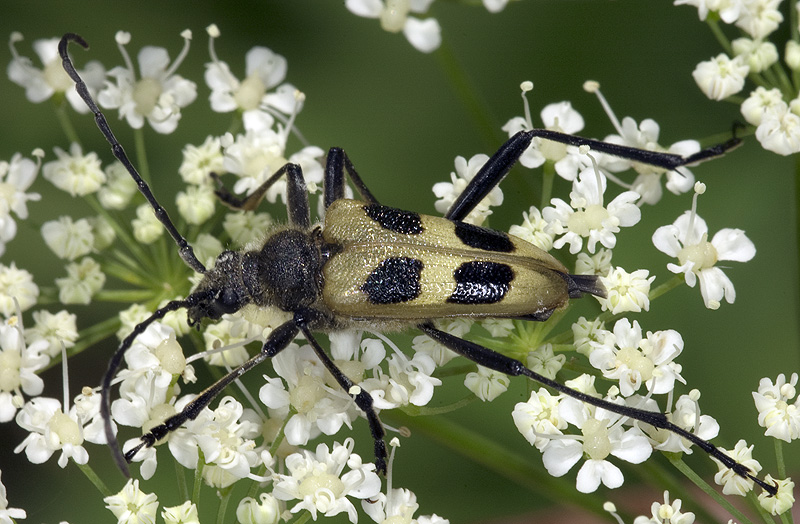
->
(101, 297), (196, 477)
(58, 33), (206, 274)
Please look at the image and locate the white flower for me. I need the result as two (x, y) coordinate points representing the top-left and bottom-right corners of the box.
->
(575, 249), (613, 277)
(132, 203), (165, 244)
(236, 493), (280, 524)
(412, 319), (468, 366)
(98, 162), (138, 210)
(712, 440), (761, 495)
(104, 479), (159, 524)
(0, 152), (41, 256)
(272, 438), (381, 523)
(512, 388), (566, 451)
(0, 469), (26, 523)
(223, 211), (273, 248)
(787, 40), (800, 71)
(735, 0), (783, 39)
(509, 206), (554, 251)
(202, 315), (262, 367)
(752, 373), (800, 442)
(740, 87), (785, 126)
(0, 315), (48, 422)
(55, 257), (105, 305)
(161, 501), (199, 524)
(544, 169), (640, 254)
(673, 0), (742, 23)
(588, 319), (684, 397)
(345, 0), (441, 53)
(14, 397), (89, 467)
(598, 267), (654, 314)
(24, 309), (78, 359)
(41, 216), (94, 261)
(43, 143), (106, 196)
(652, 208), (755, 309)
(176, 184), (215, 225)
(362, 487), (450, 524)
(732, 37), (778, 72)
(361, 349), (441, 409)
(758, 475), (795, 516)
(541, 391), (653, 492)
(7, 33), (105, 112)
(179, 136), (224, 185)
(98, 30), (197, 134)
(633, 491), (695, 524)
(572, 316), (607, 357)
(501, 101), (585, 174)
(464, 365), (509, 401)
(646, 391), (719, 454)
(525, 344), (565, 381)
(692, 54), (748, 101)
(755, 104), (800, 155)
(433, 154), (503, 225)
(0, 262), (38, 315)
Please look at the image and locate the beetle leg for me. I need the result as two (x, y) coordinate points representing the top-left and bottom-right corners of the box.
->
(212, 163), (311, 229)
(123, 320), (300, 469)
(323, 147), (380, 208)
(445, 129), (741, 222)
(417, 321), (778, 496)
(298, 324), (388, 475)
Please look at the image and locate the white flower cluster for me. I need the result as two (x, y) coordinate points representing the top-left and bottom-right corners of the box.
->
(676, 0), (800, 154)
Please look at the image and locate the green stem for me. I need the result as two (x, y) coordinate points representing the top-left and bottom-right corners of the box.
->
(639, 458), (723, 524)
(75, 461), (113, 497)
(434, 39), (502, 149)
(399, 394), (475, 416)
(747, 490), (778, 524)
(175, 459), (188, 502)
(288, 511), (312, 524)
(54, 99), (80, 145)
(383, 410), (629, 522)
(667, 455), (755, 524)
(192, 453), (205, 508)
(216, 486), (233, 524)
(541, 162), (555, 209)
(94, 289), (157, 302)
(705, 17), (732, 55)
(795, 154), (800, 342)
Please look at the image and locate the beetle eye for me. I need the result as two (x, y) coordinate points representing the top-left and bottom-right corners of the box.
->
(216, 287), (242, 314)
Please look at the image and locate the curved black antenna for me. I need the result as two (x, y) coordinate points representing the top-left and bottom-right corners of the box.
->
(101, 298), (194, 477)
(58, 33), (206, 274)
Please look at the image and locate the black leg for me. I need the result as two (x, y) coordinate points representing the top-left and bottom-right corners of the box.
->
(123, 320), (300, 464)
(297, 324), (387, 474)
(212, 162), (311, 229)
(445, 129), (741, 222)
(324, 147), (380, 208)
(417, 322), (777, 495)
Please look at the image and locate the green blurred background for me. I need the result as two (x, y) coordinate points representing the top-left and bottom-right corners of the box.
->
(0, 1), (797, 523)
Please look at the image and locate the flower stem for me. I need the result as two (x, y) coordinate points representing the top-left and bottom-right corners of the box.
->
(192, 452), (205, 508)
(383, 409), (626, 521)
(175, 459), (189, 502)
(216, 486), (233, 524)
(75, 461), (113, 497)
(133, 127), (151, 184)
(667, 455), (755, 524)
(53, 99), (80, 145)
(795, 154), (800, 328)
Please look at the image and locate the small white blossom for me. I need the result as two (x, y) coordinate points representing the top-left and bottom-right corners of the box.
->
(362, 487), (450, 524)
(0, 263), (38, 315)
(758, 475), (795, 515)
(740, 87), (785, 126)
(14, 397), (89, 467)
(512, 388), (566, 451)
(161, 501), (199, 524)
(692, 54), (749, 101)
(575, 249), (613, 277)
(41, 216), (94, 261)
(272, 438), (381, 523)
(179, 136), (224, 185)
(544, 170), (640, 254)
(7, 33), (105, 112)
(633, 491), (695, 524)
(598, 267), (654, 314)
(713, 440), (762, 495)
(345, 0), (441, 53)
(786, 40), (800, 70)
(433, 154), (502, 225)
(642, 390), (720, 454)
(652, 207), (755, 309)
(55, 257), (105, 305)
(673, 0), (742, 23)
(755, 104), (800, 155)
(0, 315), (47, 422)
(572, 316), (607, 357)
(509, 206), (554, 251)
(753, 373), (800, 442)
(43, 143), (106, 196)
(526, 344), (565, 380)
(412, 319), (468, 366)
(732, 37), (778, 72)
(99, 30), (197, 134)
(223, 211), (273, 248)
(236, 493), (280, 524)
(104, 479), (159, 524)
(464, 365), (509, 401)
(0, 469), (26, 523)
(132, 203), (165, 244)
(176, 183), (215, 225)
(735, 0), (783, 39)
(98, 162), (138, 210)
(25, 309), (78, 359)
(0, 152), (42, 256)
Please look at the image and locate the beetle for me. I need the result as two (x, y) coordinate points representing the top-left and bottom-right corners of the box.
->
(59, 33), (776, 495)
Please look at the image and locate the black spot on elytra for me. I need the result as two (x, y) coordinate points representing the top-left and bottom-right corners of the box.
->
(364, 204), (423, 235)
(361, 257), (423, 304)
(447, 261), (513, 304)
(454, 222), (514, 252)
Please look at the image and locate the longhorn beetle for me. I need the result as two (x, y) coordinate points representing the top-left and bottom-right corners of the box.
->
(59, 33), (777, 496)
